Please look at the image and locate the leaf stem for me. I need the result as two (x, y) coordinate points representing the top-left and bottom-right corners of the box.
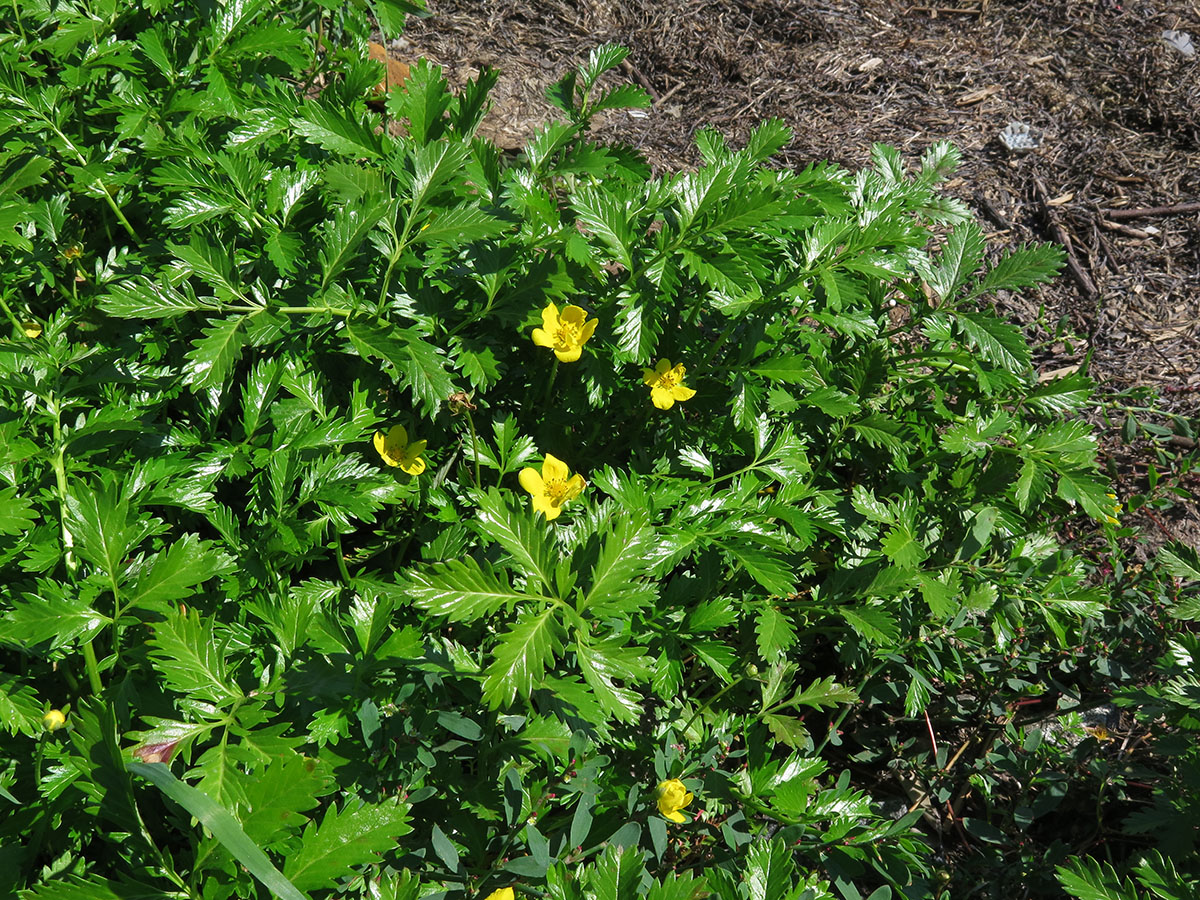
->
(333, 531), (353, 586)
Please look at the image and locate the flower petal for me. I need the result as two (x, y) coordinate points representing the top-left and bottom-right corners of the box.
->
(400, 455), (426, 476)
(391, 425), (409, 448)
(541, 453), (569, 483)
(563, 474), (586, 501)
(554, 346), (583, 363)
(650, 386), (675, 410)
(664, 809), (687, 823)
(579, 317), (598, 345)
(671, 384), (697, 402)
(559, 304), (588, 326)
(655, 358), (672, 374)
(540, 303), (560, 331)
(518, 466), (545, 497)
(531, 327), (555, 348)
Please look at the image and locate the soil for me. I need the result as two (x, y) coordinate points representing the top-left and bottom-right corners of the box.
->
(391, 0), (1200, 547)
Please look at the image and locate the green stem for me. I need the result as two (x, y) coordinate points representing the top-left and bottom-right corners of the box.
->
(542, 358), (559, 406)
(50, 396), (104, 694)
(463, 407), (482, 490)
(0, 290), (27, 333)
(813, 659), (887, 755)
(10, 0), (27, 42)
(679, 674), (750, 738)
(333, 532), (353, 586)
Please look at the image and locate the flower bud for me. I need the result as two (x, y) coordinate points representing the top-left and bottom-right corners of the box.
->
(43, 709), (66, 731)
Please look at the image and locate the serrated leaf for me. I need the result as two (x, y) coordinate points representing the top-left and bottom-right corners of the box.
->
(185, 315), (246, 390)
(241, 752), (329, 847)
(927, 221), (985, 299)
(1055, 858), (1137, 900)
(754, 605), (797, 660)
(582, 517), (653, 613)
(572, 185), (632, 269)
(574, 635), (647, 723)
(790, 676), (858, 710)
(474, 488), (554, 590)
(345, 319), (454, 416)
(126, 534), (234, 611)
(588, 844), (644, 900)
(292, 100), (382, 158)
(102, 276), (208, 318)
(283, 796), (412, 891)
(405, 556), (543, 621)
(1160, 544), (1200, 582)
(745, 837), (795, 900)
(837, 605), (899, 645)
(483, 607), (561, 707)
(763, 714), (808, 750)
(971, 242), (1066, 298)
(147, 607), (243, 706)
(727, 542), (795, 597)
(954, 309), (1032, 374)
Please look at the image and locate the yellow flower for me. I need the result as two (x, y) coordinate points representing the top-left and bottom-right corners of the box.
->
(21, 321), (42, 339)
(482, 890), (514, 900)
(531, 303), (598, 363)
(1105, 492), (1122, 525)
(43, 709), (66, 732)
(373, 425), (427, 475)
(518, 453), (585, 521)
(656, 778), (693, 824)
(642, 359), (696, 410)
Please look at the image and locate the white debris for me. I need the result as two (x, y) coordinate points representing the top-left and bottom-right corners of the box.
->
(999, 121), (1040, 152)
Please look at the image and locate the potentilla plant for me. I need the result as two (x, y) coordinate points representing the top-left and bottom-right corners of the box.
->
(0, 1), (1120, 898)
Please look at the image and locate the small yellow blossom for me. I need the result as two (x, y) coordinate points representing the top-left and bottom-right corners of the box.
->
(518, 453), (585, 521)
(642, 359), (696, 410)
(21, 321), (42, 339)
(656, 778), (693, 824)
(1105, 492), (1122, 525)
(482, 890), (514, 900)
(43, 709), (66, 732)
(531, 303), (598, 363)
(373, 425), (427, 475)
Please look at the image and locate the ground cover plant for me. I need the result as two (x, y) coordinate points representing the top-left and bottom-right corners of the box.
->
(2, 1), (1194, 898)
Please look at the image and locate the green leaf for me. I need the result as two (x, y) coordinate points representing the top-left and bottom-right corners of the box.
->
(17, 874), (178, 900)
(102, 276), (209, 318)
(588, 844), (645, 900)
(387, 59), (452, 145)
(483, 607), (561, 707)
(954, 310), (1032, 374)
(474, 488), (554, 590)
(1055, 858), (1137, 900)
(880, 524), (927, 568)
(345, 319), (454, 416)
(126, 534), (234, 610)
(4, 587), (109, 650)
(574, 635), (648, 723)
(582, 517), (653, 613)
(927, 221), (985, 299)
(572, 185), (632, 270)
(745, 837), (795, 900)
(1160, 544), (1200, 582)
(293, 99), (382, 158)
(319, 201), (388, 291)
(727, 542), (795, 597)
(282, 796), (412, 891)
(65, 482), (141, 582)
(837, 605), (899, 645)
(971, 242), (1066, 298)
(412, 203), (505, 245)
(0, 487), (37, 535)
(405, 556), (543, 621)
(763, 714), (809, 750)
(790, 676), (858, 710)
(240, 752), (330, 847)
(754, 605), (797, 660)
(752, 356), (820, 386)
(147, 607), (243, 706)
(185, 315), (247, 390)
(129, 762), (306, 900)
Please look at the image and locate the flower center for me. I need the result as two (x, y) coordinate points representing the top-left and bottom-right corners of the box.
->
(544, 477), (570, 505)
(554, 321), (581, 347)
(658, 369), (678, 388)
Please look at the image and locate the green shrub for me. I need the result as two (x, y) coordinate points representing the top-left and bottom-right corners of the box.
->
(0, 2), (1129, 898)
